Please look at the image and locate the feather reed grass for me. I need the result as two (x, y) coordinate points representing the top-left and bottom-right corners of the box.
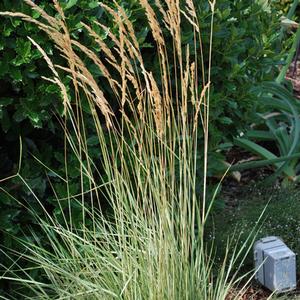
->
(0, 1), (258, 299)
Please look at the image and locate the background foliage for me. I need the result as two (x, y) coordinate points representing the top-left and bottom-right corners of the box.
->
(274, 0), (294, 12)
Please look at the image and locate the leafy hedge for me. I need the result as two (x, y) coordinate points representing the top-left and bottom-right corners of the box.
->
(0, 0), (286, 296)
(274, 0), (294, 13)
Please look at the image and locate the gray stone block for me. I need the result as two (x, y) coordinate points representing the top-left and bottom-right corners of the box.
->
(254, 236), (296, 292)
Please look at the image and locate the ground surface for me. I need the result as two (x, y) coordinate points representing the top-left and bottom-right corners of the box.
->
(220, 183), (300, 300)
(221, 56), (300, 298)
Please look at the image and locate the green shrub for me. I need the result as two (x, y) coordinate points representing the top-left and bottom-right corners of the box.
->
(274, 0), (294, 14)
(207, 1), (282, 145)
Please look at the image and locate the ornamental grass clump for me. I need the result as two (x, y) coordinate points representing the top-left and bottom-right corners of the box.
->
(0, 1), (256, 299)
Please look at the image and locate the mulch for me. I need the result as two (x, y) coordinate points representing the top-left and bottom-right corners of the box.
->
(286, 60), (300, 99)
(226, 279), (300, 299)
(226, 284), (271, 300)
